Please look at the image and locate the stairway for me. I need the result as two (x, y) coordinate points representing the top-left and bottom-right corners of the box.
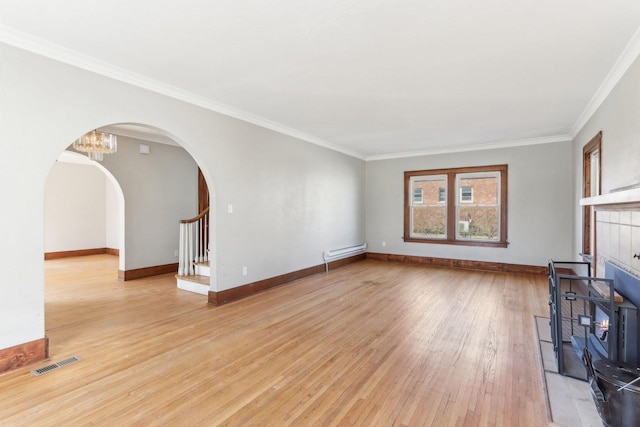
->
(175, 261), (210, 295)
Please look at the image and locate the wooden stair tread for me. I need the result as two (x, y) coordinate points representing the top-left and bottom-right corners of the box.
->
(193, 261), (210, 267)
(174, 274), (209, 285)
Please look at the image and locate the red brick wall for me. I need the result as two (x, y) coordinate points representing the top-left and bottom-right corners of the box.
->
(412, 176), (499, 239)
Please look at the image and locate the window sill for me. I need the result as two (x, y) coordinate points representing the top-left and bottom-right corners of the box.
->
(403, 237), (508, 248)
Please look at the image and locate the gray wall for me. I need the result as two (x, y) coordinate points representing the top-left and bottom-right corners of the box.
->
(0, 41), (366, 349)
(99, 137), (198, 270)
(210, 127), (365, 290)
(572, 55), (640, 258)
(44, 138), (198, 272)
(366, 142), (574, 267)
(573, 54), (640, 276)
(573, 56), (640, 194)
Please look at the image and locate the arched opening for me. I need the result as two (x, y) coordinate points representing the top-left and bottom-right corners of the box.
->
(45, 123), (215, 280)
(89, 123), (213, 286)
(44, 150), (125, 272)
(43, 122), (214, 358)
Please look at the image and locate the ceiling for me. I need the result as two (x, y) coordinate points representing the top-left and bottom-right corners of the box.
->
(2, 1), (640, 160)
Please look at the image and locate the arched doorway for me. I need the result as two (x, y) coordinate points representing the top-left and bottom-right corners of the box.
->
(45, 123), (215, 284)
(42, 123), (214, 359)
(44, 150), (125, 272)
(65, 124), (212, 281)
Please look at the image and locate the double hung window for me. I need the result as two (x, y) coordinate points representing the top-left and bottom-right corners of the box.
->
(404, 164), (508, 247)
(582, 132), (601, 257)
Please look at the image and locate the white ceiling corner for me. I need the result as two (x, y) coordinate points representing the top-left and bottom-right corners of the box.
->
(569, 24), (640, 138)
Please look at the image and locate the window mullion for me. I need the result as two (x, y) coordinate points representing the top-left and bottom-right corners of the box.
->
(404, 164), (507, 247)
(447, 172), (456, 241)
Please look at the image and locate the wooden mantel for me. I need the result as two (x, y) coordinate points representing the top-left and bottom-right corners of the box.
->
(580, 187), (640, 209)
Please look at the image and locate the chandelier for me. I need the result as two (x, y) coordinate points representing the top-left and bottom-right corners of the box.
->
(72, 130), (117, 161)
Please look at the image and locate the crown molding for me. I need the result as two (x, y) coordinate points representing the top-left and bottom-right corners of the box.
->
(365, 134), (572, 161)
(0, 25), (365, 160)
(569, 25), (640, 138)
(3, 21), (635, 162)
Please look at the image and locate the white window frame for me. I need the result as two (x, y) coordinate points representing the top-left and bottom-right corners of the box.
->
(409, 174), (448, 240)
(455, 171), (501, 242)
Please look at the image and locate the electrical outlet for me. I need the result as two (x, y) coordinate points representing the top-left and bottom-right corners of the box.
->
(227, 204), (233, 213)
(382, 241), (386, 247)
(242, 266), (248, 276)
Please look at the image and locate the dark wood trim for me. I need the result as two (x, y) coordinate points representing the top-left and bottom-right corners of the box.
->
(197, 168), (210, 250)
(582, 131), (602, 256)
(119, 263), (179, 281)
(583, 131), (603, 193)
(208, 253), (366, 306)
(403, 172), (411, 240)
(45, 248), (119, 260)
(207, 291), (219, 306)
(404, 164), (508, 248)
(180, 207), (210, 224)
(0, 337), (49, 374)
(501, 165), (508, 245)
(404, 164), (509, 177)
(198, 168), (210, 213)
(446, 172), (456, 239)
(555, 267), (577, 276)
(366, 252), (546, 275)
(327, 253), (366, 269)
(401, 237), (508, 248)
(209, 264), (324, 306)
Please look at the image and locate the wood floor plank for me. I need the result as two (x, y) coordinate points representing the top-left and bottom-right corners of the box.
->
(0, 255), (550, 426)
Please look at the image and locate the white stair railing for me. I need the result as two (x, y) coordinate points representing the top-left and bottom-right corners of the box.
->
(178, 207), (209, 276)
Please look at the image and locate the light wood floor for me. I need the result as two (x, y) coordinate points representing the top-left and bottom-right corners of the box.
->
(0, 255), (551, 426)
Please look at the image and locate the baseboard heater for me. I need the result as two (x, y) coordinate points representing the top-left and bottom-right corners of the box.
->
(323, 243), (367, 272)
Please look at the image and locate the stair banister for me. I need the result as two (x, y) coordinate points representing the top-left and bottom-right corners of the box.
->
(178, 207), (209, 276)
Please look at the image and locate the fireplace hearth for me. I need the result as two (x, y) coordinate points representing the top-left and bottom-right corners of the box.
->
(548, 260), (640, 379)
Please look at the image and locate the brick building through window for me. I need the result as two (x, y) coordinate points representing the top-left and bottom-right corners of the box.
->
(404, 165), (507, 247)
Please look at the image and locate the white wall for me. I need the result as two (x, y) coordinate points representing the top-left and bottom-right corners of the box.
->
(44, 162), (107, 252)
(0, 41), (365, 350)
(105, 175), (119, 249)
(366, 141), (575, 267)
(573, 54), (640, 273)
(44, 156), (122, 255)
(98, 137), (198, 270)
(212, 134), (365, 287)
(573, 56), (640, 195)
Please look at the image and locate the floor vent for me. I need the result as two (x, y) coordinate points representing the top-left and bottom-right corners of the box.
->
(32, 356), (81, 376)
